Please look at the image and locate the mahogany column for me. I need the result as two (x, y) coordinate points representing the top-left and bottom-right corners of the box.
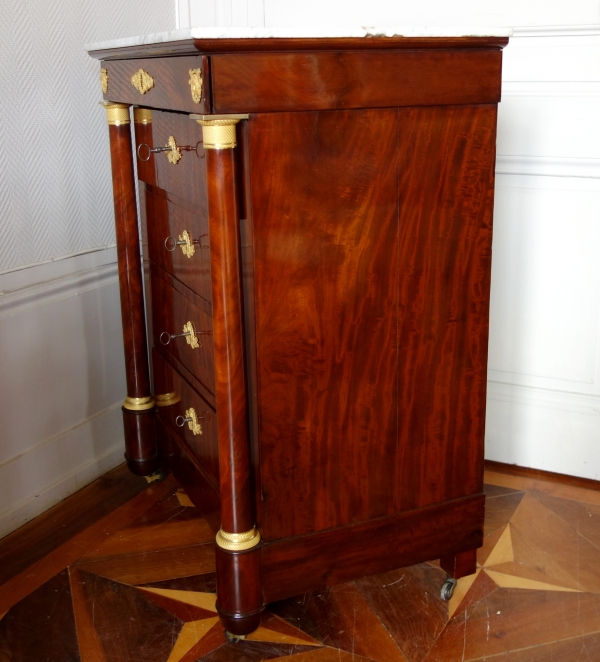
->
(103, 102), (157, 477)
(196, 114), (263, 637)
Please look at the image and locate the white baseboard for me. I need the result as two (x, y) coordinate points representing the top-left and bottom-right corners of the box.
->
(0, 404), (125, 540)
(486, 381), (600, 481)
(496, 154), (600, 179)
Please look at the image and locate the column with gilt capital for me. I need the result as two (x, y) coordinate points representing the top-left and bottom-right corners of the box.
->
(194, 113), (263, 637)
(103, 102), (157, 477)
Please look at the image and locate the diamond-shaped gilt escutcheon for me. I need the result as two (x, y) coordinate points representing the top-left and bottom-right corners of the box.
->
(131, 69), (154, 95)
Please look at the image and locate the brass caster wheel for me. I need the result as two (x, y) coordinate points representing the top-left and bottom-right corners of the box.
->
(225, 631), (247, 644)
(145, 467), (168, 484)
(440, 577), (457, 601)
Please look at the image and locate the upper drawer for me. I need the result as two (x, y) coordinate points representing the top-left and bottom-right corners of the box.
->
(134, 109), (208, 211)
(101, 56), (211, 113)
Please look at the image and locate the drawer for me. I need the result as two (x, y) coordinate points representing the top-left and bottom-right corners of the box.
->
(101, 56), (211, 113)
(136, 110), (209, 212)
(144, 186), (211, 304)
(153, 349), (219, 486)
(150, 264), (215, 394)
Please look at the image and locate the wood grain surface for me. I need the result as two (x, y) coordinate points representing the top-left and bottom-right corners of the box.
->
(395, 105), (497, 511)
(261, 494), (484, 603)
(153, 350), (219, 486)
(249, 109), (400, 541)
(107, 120), (158, 475)
(145, 111), (208, 210)
(0, 477), (177, 614)
(133, 117), (156, 185)
(144, 186), (212, 305)
(211, 50), (502, 113)
(150, 263), (215, 394)
(108, 122), (151, 400)
(215, 546), (264, 635)
(155, 417), (222, 533)
(102, 55), (211, 113)
(205, 147), (254, 535)
(0, 464), (147, 587)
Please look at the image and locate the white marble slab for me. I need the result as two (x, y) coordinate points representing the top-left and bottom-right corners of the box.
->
(86, 26), (512, 53)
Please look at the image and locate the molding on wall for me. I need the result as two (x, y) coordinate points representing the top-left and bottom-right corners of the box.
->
(502, 81), (600, 97)
(0, 244), (117, 278)
(0, 262), (118, 321)
(496, 154), (600, 179)
(511, 25), (600, 37)
(487, 380), (600, 416)
(484, 459), (600, 491)
(176, 0), (191, 28)
(0, 402), (122, 472)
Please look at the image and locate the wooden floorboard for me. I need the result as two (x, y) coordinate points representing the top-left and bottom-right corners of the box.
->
(0, 462), (148, 586)
(2, 463), (600, 661)
(484, 459), (600, 492)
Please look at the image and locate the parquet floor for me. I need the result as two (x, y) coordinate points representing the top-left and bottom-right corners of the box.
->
(1, 467), (600, 661)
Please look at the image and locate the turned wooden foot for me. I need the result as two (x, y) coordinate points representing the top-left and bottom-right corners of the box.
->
(215, 546), (263, 636)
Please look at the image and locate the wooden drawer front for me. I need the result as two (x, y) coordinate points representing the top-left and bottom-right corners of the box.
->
(136, 110), (209, 212)
(211, 50), (501, 113)
(102, 56), (210, 113)
(144, 186), (211, 304)
(150, 265), (215, 395)
(153, 350), (219, 486)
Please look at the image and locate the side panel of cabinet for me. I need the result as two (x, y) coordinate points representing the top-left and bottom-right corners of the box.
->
(395, 104), (497, 511)
(249, 109), (400, 541)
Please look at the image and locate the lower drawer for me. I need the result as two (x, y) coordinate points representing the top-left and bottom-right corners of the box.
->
(153, 349), (219, 487)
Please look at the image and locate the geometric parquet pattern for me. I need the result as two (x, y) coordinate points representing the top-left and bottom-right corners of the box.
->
(1, 471), (600, 661)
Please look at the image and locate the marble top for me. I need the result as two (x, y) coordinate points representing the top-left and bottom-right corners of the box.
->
(85, 26), (512, 52)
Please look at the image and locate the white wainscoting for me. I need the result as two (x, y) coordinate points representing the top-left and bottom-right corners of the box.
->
(0, 248), (127, 538)
(486, 26), (600, 480)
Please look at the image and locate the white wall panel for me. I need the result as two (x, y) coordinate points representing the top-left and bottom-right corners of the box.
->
(486, 383), (600, 480)
(497, 95), (600, 160)
(488, 176), (600, 390)
(503, 28), (600, 81)
(487, 26), (600, 477)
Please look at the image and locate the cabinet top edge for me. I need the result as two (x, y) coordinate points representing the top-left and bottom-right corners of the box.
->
(86, 27), (511, 59)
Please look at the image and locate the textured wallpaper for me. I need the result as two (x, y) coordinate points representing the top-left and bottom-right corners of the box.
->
(0, 0), (175, 272)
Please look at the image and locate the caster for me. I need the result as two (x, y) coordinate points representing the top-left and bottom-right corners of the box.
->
(225, 631), (247, 644)
(440, 577), (457, 601)
(145, 467), (168, 484)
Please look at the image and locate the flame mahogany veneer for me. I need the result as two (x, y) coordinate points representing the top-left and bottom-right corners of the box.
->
(92, 35), (508, 636)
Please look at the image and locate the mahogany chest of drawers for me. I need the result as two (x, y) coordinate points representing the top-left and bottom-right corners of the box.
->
(89, 30), (508, 637)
